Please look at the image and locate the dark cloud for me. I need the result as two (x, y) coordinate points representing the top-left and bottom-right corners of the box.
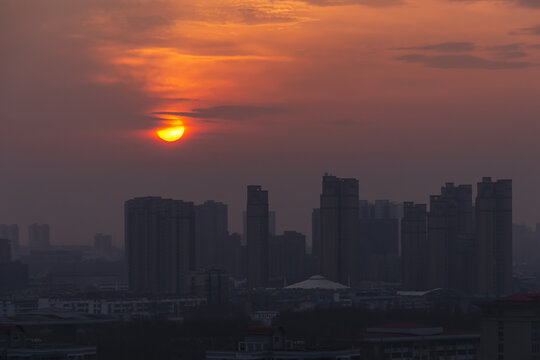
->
(300, 0), (403, 6)
(516, 0), (540, 8)
(398, 42), (476, 52)
(448, 0), (540, 8)
(157, 98), (197, 102)
(485, 43), (528, 58)
(511, 25), (540, 36)
(396, 54), (536, 69)
(154, 105), (285, 120)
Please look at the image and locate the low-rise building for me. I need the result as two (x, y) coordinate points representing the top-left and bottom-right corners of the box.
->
(478, 293), (540, 360)
(0, 323), (97, 359)
(206, 327), (361, 360)
(360, 324), (480, 360)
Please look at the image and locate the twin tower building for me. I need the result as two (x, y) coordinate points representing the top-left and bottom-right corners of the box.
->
(125, 175), (512, 297)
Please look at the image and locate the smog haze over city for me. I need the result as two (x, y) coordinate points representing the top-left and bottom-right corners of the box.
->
(2, 0), (540, 246)
(2, 1), (540, 360)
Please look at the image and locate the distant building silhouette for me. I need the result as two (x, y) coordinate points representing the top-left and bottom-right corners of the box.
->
(0, 225), (19, 258)
(311, 208), (320, 254)
(0, 238), (11, 264)
(427, 183), (475, 292)
(124, 197), (195, 294)
(195, 200), (228, 270)
(401, 202), (428, 290)
(223, 232), (242, 279)
(476, 177), (513, 297)
(187, 269), (229, 305)
(358, 200), (400, 283)
(402, 178), (512, 296)
(94, 233), (112, 257)
(28, 224), (50, 251)
(0, 237), (27, 293)
(319, 174), (359, 286)
(243, 210), (276, 245)
(269, 231), (306, 286)
(246, 186), (269, 289)
(311, 208), (321, 274)
(269, 211), (276, 236)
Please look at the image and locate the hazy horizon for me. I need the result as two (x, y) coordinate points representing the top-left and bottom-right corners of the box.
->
(2, 0), (540, 246)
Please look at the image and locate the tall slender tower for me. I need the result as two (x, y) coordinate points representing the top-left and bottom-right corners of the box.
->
(246, 185), (269, 289)
(476, 177), (512, 297)
(311, 208), (321, 257)
(125, 197), (195, 294)
(320, 174), (359, 286)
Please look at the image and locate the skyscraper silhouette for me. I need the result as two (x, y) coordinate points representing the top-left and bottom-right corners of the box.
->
(195, 201), (228, 271)
(476, 177), (512, 297)
(319, 174), (359, 286)
(358, 200), (400, 282)
(427, 183), (475, 291)
(401, 202), (428, 290)
(269, 230), (306, 285)
(246, 185), (269, 289)
(125, 197), (195, 294)
(311, 208), (321, 273)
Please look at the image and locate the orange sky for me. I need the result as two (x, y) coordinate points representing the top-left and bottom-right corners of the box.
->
(1, 0), (540, 244)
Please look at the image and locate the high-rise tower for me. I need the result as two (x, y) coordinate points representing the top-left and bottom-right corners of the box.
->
(125, 197), (195, 294)
(195, 201), (228, 271)
(401, 202), (428, 290)
(476, 177), (512, 297)
(319, 174), (359, 286)
(246, 185), (269, 289)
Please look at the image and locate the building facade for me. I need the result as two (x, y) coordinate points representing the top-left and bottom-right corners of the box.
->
(125, 196), (195, 294)
(476, 177), (513, 297)
(195, 200), (228, 271)
(401, 202), (428, 290)
(246, 186), (269, 289)
(479, 293), (540, 360)
(319, 175), (359, 286)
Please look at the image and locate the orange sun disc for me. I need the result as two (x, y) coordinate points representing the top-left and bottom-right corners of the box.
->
(157, 125), (185, 142)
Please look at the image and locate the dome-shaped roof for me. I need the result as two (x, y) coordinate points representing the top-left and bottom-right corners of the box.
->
(284, 275), (349, 290)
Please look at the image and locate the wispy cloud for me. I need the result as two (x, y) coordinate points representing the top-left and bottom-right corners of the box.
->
(397, 42), (475, 52)
(154, 105), (286, 120)
(396, 54), (536, 69)
(511, 25), (540, 36)
(448, 0), (540, 9)
(300, 0), (403, 6)
(485, 43), (528, 58)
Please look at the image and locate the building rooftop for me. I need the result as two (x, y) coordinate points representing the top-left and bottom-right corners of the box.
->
(0, 309), (115, 325)
(284, 275), (349, 290)
(498, 293), (540, 302)
(362, 324), (479, 340)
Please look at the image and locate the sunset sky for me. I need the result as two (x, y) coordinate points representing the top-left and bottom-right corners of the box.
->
(2, 0), (540, 245)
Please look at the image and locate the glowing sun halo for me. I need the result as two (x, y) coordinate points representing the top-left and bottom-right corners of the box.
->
(156, 121), (185, 142)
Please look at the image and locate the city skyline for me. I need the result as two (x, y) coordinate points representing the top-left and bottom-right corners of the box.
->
(0, 174), (534, 246)
(3, 0), (540, 245)
(0, 174), (531, 247)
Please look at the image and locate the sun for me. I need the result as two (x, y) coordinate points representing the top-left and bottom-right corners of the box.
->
(155, 116), (185, 142)
(157, 125), (185, 142)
